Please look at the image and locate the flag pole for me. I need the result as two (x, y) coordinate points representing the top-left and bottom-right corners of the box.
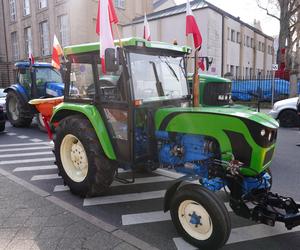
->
(193, 46), (201, 107)
(114, 23), (123, 48)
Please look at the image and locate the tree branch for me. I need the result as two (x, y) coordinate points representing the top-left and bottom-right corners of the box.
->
(256, 0), (281, 21)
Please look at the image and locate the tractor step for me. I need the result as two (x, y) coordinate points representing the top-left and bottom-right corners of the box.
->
(114, 169), (135, 184)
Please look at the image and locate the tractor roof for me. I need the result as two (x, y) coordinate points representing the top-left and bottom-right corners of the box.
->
(64, 37), (191, 55)
(15, 61), (53, 69)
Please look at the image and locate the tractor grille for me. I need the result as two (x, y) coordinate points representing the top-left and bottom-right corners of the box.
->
(203, 83), (232, 106)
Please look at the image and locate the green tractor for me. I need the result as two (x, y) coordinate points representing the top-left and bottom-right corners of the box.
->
(51, 37), (300, 249)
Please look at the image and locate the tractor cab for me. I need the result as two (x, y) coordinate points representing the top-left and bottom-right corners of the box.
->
(61, 38), (192, 164)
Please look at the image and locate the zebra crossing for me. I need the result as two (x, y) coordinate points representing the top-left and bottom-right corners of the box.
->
(0, 138), (300, 249)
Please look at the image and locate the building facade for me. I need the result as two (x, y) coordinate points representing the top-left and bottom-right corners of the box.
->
(123, 0), (275, 78)
(0, 0), (153, 87)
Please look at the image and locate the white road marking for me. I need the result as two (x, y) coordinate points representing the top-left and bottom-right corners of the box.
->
(153, 169), (185, 179)
(13, 165), (57, 172)
(0, 151), (53, 158)
(31, 174), (61, 181)
(173, 223), (300, 249)
(83, 190), (166, 206)
(0, 157), (55, 165)
(121, 203), (232, 226)
(6, 133), (17, 136)
(30, 138), (44, 142)
(0, 142), (50, 148)
(17, 135), (29, 139)
(0, 146), (52, 153)
(53, 185), (70, 192)
(111, 176), (172, 187)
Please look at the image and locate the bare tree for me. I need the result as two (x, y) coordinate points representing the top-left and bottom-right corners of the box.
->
(257, 0), (300, 69)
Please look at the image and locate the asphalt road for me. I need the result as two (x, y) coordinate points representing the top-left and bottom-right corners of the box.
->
(0, 120), (300, 250)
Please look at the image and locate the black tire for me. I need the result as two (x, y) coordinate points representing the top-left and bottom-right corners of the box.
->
(278, 110), (299, 128)
(36, 113), (47, 132)
(0, 122), (5, 132)
(6, 91), (33, 127)
(54, 115), (117, 197)
(170, 184), (231, 250)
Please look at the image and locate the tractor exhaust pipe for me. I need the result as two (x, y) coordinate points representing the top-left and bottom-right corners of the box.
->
(193, 46), (201, 107)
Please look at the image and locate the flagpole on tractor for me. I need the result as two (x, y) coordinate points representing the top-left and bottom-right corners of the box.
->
(114, 23), (123, 48)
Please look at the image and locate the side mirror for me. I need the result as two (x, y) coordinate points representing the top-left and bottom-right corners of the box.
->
(105, 48), (119, 72)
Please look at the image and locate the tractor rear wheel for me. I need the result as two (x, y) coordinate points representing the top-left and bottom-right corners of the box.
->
(6, 91), (33, 127)
(36, 113), (47, 132)
(54, 115), (116, 197)
(170, 184), (231, 250)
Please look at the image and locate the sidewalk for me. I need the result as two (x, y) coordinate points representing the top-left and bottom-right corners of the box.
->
(0, 173), (140, 250)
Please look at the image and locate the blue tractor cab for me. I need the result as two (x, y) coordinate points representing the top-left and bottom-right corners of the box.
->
(5, 61), (66, 128)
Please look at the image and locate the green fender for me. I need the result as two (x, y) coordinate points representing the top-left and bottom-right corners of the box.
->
(51, 102), (116, 160)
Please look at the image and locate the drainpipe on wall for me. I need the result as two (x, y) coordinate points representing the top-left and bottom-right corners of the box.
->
(1, 0), (11, 85)
(221, 14), (224, 76)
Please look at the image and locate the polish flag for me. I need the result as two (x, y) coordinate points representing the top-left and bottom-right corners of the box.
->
(186, 0), (202, 49)
(28, 49), (35, 65)
(143, 14), (151, 41)
(51, 35), (64, 70)
(96, 0), (118, 74)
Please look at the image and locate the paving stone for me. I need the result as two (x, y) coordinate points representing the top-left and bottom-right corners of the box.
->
(10, 208), (35, 218)
(0, 238), (10, 249)
(24, 217), (48, 227)
(0, 228), (18, 239)
(29, 238), (61, 250)
(37, 226), (65, 239)
(5, 239), (35, 250)
(113, 242), (139, 250)
(15, 227), (42, 240)
(2, 216), (28, 228)
(83, 231), (122, 250)
(45, 212), (80, 227)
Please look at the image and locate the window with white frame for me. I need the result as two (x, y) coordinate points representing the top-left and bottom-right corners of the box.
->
(236, 32), (240, 43)
(40, 21), (50, 56)
(114, 0), (125, 9)
(38, 0), (48, 9)
(23, 0), (30, 16)
(9, 0), (16, 21)
(24, 27), (32, 56)
(11, 32), (19, 61)
(58, 15), (69, 47)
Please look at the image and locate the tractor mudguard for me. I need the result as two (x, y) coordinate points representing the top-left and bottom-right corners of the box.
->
(4, 85), (35, 112)
(164, 176), (200, 212)
(51, 103), (116, 160)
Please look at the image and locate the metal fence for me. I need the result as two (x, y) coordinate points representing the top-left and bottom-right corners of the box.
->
(231, 76), (300, 102)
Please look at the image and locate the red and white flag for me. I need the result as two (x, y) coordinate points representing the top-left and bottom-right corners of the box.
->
(96, 0), (118, 74)
(186, 0), (202, 49)
(51, 35), (63, 70)
(28, 49), (35, 65)
(143, 13), (151, 41)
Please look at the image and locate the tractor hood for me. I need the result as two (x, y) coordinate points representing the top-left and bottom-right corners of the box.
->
(155, 106), (279, 131)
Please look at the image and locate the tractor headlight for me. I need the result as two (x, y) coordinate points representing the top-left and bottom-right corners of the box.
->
(268, 132), (272, 141)
(260, 129), (266, 136)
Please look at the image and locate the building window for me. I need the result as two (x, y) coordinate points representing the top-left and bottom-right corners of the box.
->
(258, 41), (261, 51)
(236, 66), (239, 77)
(236, 32), (240, 43)
(231, 30), (235, 42)
(250, 38), (254, 48)
(262, 43), (265, 52)
(40, 21), (50, 56)
(246, 36), (250, 47)
(114, 0), (125, 9)
(245, 67), (249, 78)
(24, 27), (32, 56)
(227, 28), (230, 40)
(230, 65), (234, 76)
(9, 0), (16, 21)
(11, 31), (19, 61)
(58, 15), (69, 47)
(243, 35), (246, 46)
(38, 0), (47, 9)
(23, 0), (30, 16)
(250, 68), (253, 77)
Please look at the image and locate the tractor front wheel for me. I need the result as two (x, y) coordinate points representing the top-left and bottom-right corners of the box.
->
(54, 115), (116, 197)
(170, 184), (231, 250)
(6, 91), (33, 127)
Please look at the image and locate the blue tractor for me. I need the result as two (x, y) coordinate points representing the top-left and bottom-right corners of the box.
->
(5, 61), (66, 128)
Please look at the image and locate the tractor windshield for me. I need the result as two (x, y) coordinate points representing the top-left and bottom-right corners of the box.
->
(129, 52), (188, 102)
(35, 67), (62, 84)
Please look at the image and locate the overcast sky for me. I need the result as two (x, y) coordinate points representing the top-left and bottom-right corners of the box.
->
(174, 0), (280, 37)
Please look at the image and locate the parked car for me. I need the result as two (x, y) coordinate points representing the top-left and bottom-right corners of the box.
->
(269, 97), (300, 127)
(0, 104), (5, 132)
(0, 88), (6, 113)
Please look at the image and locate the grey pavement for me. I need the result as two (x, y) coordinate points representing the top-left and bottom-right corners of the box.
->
(0, 174), (138, 250)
